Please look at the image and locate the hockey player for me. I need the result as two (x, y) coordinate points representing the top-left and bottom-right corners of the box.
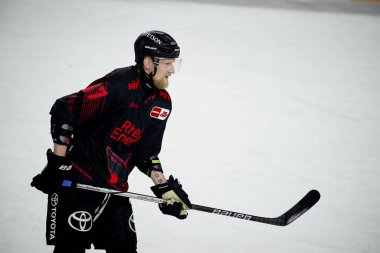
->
(31, 30), (191, 253)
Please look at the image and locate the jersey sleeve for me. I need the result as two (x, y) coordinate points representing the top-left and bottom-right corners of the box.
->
(136, 89), (172, 176)
(50, 72), (122, 127)
(135, 119), (169, 176)
(146, 119), (168, 156)
(145, 89), (172, 158)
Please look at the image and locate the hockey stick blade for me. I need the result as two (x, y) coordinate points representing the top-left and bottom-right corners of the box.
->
(191, 190), (320, 226)
(278, 189), (320, 226)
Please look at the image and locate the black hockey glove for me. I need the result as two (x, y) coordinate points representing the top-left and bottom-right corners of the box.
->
(31, 149), (72, 194)
(151, 175), (192, 219)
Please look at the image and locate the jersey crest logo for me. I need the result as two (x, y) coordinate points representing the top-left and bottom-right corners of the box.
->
(150, 106), (170, 120)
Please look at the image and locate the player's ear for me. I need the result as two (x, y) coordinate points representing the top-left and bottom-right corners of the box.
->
(143, 56), (153, 73)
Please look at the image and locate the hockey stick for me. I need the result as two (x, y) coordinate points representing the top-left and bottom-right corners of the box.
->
(62, 180), (320, 226)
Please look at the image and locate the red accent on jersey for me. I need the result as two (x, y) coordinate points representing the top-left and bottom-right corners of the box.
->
(72, 162), (93, 180)
(67, 94), (77, 117)
(106, 147), (130, 191)
(159, 91), (171, 101)
(80, 83), (108, 123)
(83, 83), (108, 99)
(128, 103), (139, 109)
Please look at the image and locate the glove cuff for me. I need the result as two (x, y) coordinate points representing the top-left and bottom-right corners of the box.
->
(46, 149), (72, 168)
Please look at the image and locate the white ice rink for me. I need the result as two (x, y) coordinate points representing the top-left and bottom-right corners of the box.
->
(1, 0), (380, 252)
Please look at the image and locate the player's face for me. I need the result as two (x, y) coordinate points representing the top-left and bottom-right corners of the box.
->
(153, 58), (176, 89)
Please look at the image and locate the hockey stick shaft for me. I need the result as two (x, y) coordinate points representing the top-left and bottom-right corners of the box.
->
(62, 180), (320, 226)
(62, 180), (167, 204)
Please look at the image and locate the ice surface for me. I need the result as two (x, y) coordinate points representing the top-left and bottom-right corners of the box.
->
(1, 0), (380, 252)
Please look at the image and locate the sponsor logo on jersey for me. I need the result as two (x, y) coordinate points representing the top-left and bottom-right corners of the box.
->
(150, 106), (170, 120)
(110, 120), (143, 146)
(128, 79), (140, 90)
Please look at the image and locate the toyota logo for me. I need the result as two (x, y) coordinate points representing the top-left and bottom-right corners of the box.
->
(50, 193), (58, 207)
(129, 214), (136, 233)
(68, 211), (93, 232)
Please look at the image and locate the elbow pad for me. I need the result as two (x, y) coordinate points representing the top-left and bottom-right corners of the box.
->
(137, 155), (163, 177)
(51, 117), (74, 145)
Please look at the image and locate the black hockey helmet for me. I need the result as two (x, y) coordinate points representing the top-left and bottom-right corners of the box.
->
(134, 30), (180, 66)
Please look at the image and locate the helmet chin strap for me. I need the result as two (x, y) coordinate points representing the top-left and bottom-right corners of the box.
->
(152, 57), (159, 76)
(147, 66), (157, 85)
(151, 66), (157, 77)
(147, 60), (158, 82)
(137, 56), (158, 87)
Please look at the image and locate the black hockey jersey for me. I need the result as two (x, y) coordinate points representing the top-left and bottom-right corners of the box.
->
(50, 66), (172, 191)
